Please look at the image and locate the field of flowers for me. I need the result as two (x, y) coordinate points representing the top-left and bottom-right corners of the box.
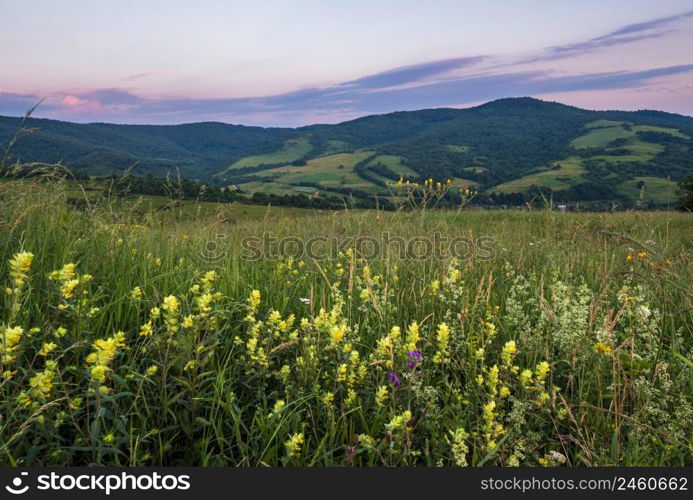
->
(0, 181), (691, 466)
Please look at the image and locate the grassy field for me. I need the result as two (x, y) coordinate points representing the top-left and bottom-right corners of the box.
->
(217, 137), (314, 175)
(570, 120), (687, 149)
(494, 157), (586, 193)
(0, 180), (691, 466)
(366, 155), (418, 178)
(617, 176), (679, 204)
(237, 151), (379, 195)
(494, 120), (684, 195)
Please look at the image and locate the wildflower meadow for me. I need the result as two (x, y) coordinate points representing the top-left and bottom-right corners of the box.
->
(0, 180), (691, 466)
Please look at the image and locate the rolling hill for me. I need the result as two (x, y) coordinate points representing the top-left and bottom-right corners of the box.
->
(2, 97), (693, 206)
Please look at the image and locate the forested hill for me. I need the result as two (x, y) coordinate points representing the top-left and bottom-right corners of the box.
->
(2, 97), (693, 205)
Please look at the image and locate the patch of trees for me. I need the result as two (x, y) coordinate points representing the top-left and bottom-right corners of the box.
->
(352, 154), (389, 188)
(677, 174), (693, 211)
(367, 161), (418, 182)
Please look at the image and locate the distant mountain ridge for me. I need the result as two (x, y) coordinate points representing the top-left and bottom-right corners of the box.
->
(2, 97), (692, 205)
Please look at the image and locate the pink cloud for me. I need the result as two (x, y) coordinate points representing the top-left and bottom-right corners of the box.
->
(59, 94), (102, 114)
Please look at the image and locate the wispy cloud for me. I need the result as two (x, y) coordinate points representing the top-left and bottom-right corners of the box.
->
(520, 9), (693, 63)
(595, 9), (693, 38)
(339, 56), (487, 90)
(121, 70), (170, 82)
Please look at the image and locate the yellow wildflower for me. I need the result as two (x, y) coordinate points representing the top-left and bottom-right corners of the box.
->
(435, 322), (451, 361)
(535, 361), (550, 383)
(385, 410), (413, 433)
(139, 321), (153, 337)
(405, 321), (420, 351)
(196, 293), (213, 313)
(60, 279), (80, 299)
(501, 340), (517, 368)
(336, 363), (348, 382)
(28, 360), (58, 401)
(85, 331), (126, 383)
(38, 342), (57, 356)
(162, 295), (180, 313)
(330, 325), (346, 344)
(10, 251), (34, 274)
(9, 251), (34, 286)
(90, 364), (109, 383)
(248, 289), (261, 311)
(594, 342), (612, 356)
(449, 428), (469, 466)
(322, 391), (335, 407)
(375, 385), (389, 407)
(1, 326), (24, 363)
(285, 433), (304, 458)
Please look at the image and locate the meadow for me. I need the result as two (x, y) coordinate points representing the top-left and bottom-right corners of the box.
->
(0, 179), (691, 466)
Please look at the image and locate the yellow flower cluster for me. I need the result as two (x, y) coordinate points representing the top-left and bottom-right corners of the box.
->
(85, 331), (127, 384)
(374, 385), (389, 407)
(1, 325), (24, 363)
(285, 432), (304, 458)
(501, 340), (517, 368)
(8, 251), (34, 289)
(161, 295), (180, 333)
(482, 400), (504, 451)
(374, 326), (401, 366)
(28, 360), (58, 401)
(448, 428), (469, 467)
(247, 289), (261, 313)
(48, 262), (92, 304)
(432, 322), (451, 363)
(594, 342), (612, 356)
(405, 321), (420, 352)
(385, 410), (413, 434)
(518, 361), (551, 407)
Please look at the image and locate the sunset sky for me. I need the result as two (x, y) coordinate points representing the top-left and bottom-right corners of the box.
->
(1, 0), (693, 126)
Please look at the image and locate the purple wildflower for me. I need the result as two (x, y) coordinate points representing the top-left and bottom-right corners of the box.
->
(408, 349), (423, 361)
(389, 372), (401, 388)
(407, 349), (423, 368)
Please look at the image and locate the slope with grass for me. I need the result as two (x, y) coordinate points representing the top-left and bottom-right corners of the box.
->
(617, 176), (678, 204)
(488, 118), (691, 203)
(234, 151), (379, 195)
(216, 137), (313, 174)
(3, 98), (693, 205)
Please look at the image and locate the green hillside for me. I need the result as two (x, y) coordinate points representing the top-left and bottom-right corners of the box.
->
(3, 97), (693, 206)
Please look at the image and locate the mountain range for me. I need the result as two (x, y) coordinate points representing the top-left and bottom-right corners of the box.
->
(2, 97), (692, 205)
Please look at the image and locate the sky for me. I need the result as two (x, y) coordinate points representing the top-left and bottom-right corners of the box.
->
(1, 0), (693, 126)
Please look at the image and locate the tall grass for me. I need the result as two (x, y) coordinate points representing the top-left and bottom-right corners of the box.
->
(0, 180), (691, 466)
